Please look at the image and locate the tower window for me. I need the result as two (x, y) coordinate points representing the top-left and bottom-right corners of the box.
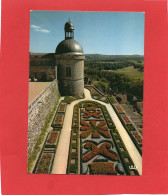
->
(66, 67), (71, 77)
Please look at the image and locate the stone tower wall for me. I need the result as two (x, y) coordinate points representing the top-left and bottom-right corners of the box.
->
(56, 55), (84, 96)
(69, 79), (84, 95)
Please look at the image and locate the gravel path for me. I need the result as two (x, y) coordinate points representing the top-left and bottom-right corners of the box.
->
(51, 89), (142, 175)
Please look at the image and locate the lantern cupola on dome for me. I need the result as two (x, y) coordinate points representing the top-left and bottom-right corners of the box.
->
(64, 19), (74, 39)
(55, 19), (84, 55)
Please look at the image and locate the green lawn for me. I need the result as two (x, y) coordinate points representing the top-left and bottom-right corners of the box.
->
(104, 66), (144, 80)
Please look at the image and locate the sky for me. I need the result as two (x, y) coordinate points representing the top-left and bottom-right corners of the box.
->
(30, 11), (145, 55)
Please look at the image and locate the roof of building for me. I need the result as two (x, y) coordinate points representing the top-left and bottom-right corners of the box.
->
(55, 39), (84, 55)
(116, 94), (127, 103)
(64, 21), (74, 32)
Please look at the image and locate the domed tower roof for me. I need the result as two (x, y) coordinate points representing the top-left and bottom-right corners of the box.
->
(56, 39), (84, 55)
(64, 21), (74, 32)
(55, 20), (84, 55)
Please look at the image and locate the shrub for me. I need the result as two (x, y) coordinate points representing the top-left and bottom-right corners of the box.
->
(35, 153), (53, 174)
(89, 162), (117, 175)
(69, 164), (78, 174)
(64, 95), (85, 104)
(71, 152), (78, 159)
(108, 96), (117, 104)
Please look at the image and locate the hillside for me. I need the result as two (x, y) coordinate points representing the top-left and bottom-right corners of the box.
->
(30, 52), (144, 61)
(85, 54), (144, 61)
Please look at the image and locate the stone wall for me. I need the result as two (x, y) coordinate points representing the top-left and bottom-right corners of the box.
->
(28, 80), (59, 156)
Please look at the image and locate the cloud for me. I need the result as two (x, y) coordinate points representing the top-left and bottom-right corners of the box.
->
(30, 25), (50, 33)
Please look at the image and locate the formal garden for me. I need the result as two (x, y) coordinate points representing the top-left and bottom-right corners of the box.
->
(32, 86), (142, 175)
(67, 101), (139, 175)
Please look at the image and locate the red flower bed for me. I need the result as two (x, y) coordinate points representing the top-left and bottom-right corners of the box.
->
(97, 121), (108, 130)
(89, 162), (117, 175)
(97, 120), (106, 126)
(85, 106), (96, 111)
(115, 105), (124, 113)
(122, 115), (131, 124)
(80, 120), (111, 139)
(82, 142), (119, 162)
(82, 110), (102, 119)
(132, 132), (142, 144)
(99, 130), (111, 137)
(58, 104), (66, 112)
(81, 120), (90, 126)
(54, 115), (63, 124)
(46, 131), (58, 145)
(56, 115), (63, 120)
(81, 126), (90, 131)
(35, 153), (53, 174)
(90, 120), (96, 126)
(92, 130), (100, 138)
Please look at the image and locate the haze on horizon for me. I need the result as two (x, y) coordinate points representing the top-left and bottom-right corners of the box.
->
(30, 11), (145, 55)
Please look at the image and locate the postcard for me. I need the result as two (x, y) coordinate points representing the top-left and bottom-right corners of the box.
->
(1, 0), (168, 194)
(28, 11), (144, 175)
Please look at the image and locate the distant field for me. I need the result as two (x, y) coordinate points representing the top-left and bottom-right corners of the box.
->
(103, 66), (144, 80)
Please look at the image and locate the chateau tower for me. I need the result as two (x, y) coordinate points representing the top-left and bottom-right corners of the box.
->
(55, 20), (85, 96)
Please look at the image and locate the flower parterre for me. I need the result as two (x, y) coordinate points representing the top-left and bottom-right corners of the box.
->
(132, 131), (142, 144)
(54, 115), (63, 124)
(78, 101), (132, 175)
(115, 105), (124, 113)
(81, 110), (103, 119)
(82, 142), (119, 162)
(58, 103), (66, 112)
(85, 106), (97, 111)
(89, 162), (117, 175)
(80, 120), (111, 139)
(121, 115), (131, 124)
(35, 153), (53, 174)
(46, 131), (59, 145)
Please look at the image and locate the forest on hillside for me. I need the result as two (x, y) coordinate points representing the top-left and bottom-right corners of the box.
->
(85, 55), (144, 100)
